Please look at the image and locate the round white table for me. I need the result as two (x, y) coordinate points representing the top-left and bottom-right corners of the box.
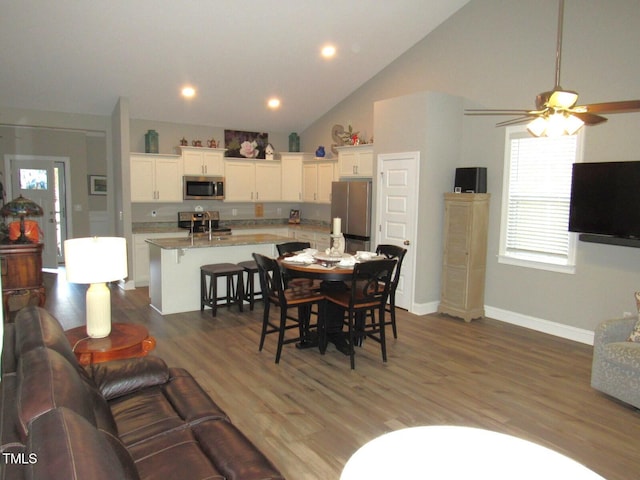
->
(340, 426), (604, 479)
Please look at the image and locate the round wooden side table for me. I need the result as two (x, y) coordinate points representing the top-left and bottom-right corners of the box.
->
(65, 323), (156, 366)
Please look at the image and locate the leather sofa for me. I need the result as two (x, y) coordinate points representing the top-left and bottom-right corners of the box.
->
(591, 316), (640, 409)
(0, 306), (284, 480)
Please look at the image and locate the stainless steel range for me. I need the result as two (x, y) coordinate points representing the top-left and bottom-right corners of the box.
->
(178, 211), (232, 235)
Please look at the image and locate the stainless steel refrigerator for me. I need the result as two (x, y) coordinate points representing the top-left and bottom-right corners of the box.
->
(331, 180), (372, 253)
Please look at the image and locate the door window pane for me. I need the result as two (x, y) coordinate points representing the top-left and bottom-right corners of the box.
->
(19, 169), (48, 190)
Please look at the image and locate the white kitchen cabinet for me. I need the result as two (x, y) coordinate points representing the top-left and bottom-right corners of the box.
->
(280, 152), (312, 201)
(132, 231), (189, 286)
(180, 146), (225, 176)
(337, 144), (374, 178)
(302, 160), (337, 204)
(224, 160), (281, 202)
(130, 154), (182, 203)
(291, 230), (331, 251)
(255, 162), (282, 201)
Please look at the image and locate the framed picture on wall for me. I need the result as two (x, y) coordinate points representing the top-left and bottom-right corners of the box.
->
(88, 175), (107, 195)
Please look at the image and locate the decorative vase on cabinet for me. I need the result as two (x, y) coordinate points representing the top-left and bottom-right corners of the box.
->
(438, 193), (490, 322)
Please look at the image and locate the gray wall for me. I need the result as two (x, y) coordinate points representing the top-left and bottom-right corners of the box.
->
(302, 0), (640, 331)
(0, 108), (110, 238)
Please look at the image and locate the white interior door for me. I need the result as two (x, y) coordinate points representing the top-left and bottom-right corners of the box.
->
(376, 152), (419, 313)
(8, 157), (68, 269)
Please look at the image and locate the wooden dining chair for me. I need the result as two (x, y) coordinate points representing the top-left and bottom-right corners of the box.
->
(252, 253), (325, 364)
(323, 259), (396, 369)
(375, 244), (407, 338)
(276, 241), (311, 256)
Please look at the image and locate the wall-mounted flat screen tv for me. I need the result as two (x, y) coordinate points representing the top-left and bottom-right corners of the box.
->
(569, 161), (640, 239)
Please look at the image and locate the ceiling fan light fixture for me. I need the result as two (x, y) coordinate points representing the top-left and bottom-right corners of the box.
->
(565, 114), (584, 135)
(527, 112), (584, 137)
(527, 116), (548, 137)
(548, 89), (578, 109)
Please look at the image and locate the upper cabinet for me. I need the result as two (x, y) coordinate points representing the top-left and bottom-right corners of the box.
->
(280, 153), (313, 202)
(130, 154), (182, 203)
(180, 146), (225, 176)
(302, 159), (337, 204)
(337, 144), (374, 178)
(224, 159), (282, 202)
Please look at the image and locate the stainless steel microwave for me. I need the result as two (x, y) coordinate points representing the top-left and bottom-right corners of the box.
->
(183, 176), (225, 200)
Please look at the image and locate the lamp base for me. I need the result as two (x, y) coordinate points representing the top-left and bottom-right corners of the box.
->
(86, 282), (112, 338)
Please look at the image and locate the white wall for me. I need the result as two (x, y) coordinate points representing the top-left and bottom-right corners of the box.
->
(303, 0), (640, 334)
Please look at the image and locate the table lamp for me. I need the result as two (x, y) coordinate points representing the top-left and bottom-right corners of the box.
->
(64, 237), (128, 338)
(0, 195), (44, 243)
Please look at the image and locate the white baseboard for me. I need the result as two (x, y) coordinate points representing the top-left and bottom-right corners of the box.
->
(411, 302), (594, 346)
(484, 306), (594, 345)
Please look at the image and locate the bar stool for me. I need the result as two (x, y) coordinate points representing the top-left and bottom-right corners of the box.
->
(200, 263), (244, 316)
(237, 259), (262, 310)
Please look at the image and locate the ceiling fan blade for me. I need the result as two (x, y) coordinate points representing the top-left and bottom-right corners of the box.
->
(571, 112), (608, 126)
(465, 109), (532, 116)
(495, 116), (535, 127)
(581, 100), (640, 114)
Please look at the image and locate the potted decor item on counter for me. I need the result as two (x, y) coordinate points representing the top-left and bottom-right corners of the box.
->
(315, 145), (326, 157)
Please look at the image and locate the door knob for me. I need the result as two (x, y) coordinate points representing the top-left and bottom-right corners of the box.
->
(404, 240), (410, 245)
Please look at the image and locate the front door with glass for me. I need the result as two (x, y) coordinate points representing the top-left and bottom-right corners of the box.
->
(8, 157), (68, 269)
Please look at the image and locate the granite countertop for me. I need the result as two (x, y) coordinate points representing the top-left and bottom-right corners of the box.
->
(146, 233), (291, 250)
(133, 222), (330, 235)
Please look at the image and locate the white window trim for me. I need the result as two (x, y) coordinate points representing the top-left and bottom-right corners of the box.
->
(498, 126), (584, 274)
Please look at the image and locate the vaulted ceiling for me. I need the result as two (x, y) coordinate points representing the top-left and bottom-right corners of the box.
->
(0, 0), (470, 132)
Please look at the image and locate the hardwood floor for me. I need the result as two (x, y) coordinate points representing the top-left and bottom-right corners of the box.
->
(42, 270), (639, 479)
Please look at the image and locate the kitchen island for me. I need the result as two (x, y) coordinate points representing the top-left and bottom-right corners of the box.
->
(146, 233), (290, 315)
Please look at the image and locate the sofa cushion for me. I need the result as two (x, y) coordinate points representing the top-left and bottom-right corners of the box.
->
(0, 373), (23, 455)
(14, 306), (78, 367)
(2, 322), (17, 374)
(108, 368), (228, 447)
(17, 347), (99, 439)
(128, 427), (224, 480)
(88, 356), (170, 401)
(27, 408), (139, 480)
(192, 419), (285, 480)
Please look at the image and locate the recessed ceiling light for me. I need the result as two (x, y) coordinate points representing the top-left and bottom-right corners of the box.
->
(321, 45), (336, 59)
(181, 86), (196, 98)
(267, 98), (281, 109)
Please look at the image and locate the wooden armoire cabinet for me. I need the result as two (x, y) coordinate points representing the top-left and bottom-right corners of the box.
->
(438, 193), (490, 322)
(1, 242), (45, 321)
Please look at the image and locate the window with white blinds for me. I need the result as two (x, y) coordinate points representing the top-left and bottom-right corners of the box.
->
(498, 127), (583, 273)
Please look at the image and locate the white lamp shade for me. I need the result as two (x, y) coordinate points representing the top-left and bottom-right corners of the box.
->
(64, 237), (128, 284)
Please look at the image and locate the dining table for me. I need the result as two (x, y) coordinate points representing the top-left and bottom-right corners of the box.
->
(278, 251), (382, 354)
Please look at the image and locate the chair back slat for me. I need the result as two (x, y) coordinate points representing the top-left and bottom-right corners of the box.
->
(276, 241), (311, 256)
(375, 244), (407, 290)
(253, 253), (285, 304)
(349, 259), (396, 308)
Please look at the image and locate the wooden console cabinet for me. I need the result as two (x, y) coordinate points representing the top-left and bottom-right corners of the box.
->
(1, 242), (45, 320)
(438, 193), (490, 322)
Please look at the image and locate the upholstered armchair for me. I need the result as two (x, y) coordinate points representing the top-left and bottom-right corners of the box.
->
(591, 317), (640, 409)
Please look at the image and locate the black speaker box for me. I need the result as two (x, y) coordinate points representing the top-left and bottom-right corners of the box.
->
(454, 167), (487, 193)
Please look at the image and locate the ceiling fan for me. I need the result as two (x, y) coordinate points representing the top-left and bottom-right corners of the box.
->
(465, 0), (640, 136)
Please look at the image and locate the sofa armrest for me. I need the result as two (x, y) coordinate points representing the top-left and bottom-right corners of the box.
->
(88, 356), (170, 400)
(593, 317), (637, 353)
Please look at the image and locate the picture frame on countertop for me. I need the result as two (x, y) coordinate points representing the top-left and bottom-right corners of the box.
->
(289, 209), (300, 224)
